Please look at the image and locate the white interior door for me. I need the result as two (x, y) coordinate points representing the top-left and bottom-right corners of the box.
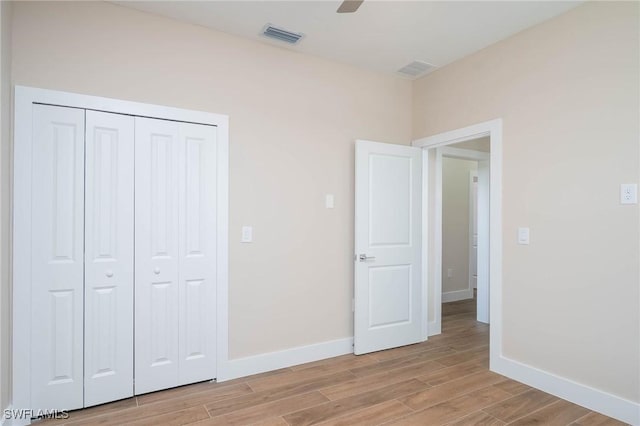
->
(84, 111), (134, 406)
(477, 160), (490, 324)
(354, 140), (423, 355)
(135, 117), (181, 394)
(31, 104), (85, 410)
(177, 122), (217, 385)
(135, 118), (217, 394)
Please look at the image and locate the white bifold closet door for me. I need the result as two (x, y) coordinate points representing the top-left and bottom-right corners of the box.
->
(31, 105), (135, 410)
(84, 111), (135, 407)
(31, 105), (86, 410)
(134, 117), (217, 395)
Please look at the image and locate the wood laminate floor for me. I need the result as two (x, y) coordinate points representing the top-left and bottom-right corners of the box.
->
(40, 297), (626, 425)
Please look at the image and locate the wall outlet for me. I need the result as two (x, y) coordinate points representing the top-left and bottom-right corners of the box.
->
(620, 184), (638, 204)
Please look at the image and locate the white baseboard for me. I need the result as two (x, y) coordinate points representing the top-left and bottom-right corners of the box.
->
(217, 337), (354, 382)
(442, 289), (474, 303)
(492, 355), (640, 425)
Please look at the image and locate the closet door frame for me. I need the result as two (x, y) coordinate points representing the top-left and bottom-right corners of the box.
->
(13, 86), (230, 416)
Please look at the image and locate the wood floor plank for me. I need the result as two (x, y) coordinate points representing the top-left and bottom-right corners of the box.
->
(369, 341), (443, 362)
(482, 388), (558, 423)
(387, 384), (513, 425)
(206, 370), (356, 417)
(63, 384), (254, 426)
(440, 324), (489, 336)
(248, 359), (368, 393)
(40, 397), (138, 425)
(442, 318), (488, 331)
(315, 400), (414, 426)
(124, 406), (210, 426)
(421, 326), (487, 347)
(283, 379), (430, 426)
(349, 346), (455, 377)
(137, 380), (248, 406)
(491, 379), (531, 396)
(507, 399), (590, 425)
(400, 371), (506, 411)
(417, 360), (486, 386)
(452, 341), (491, 352)
(435, 345), (489, 367)
(289, 353), (379, 372)
(570, 412), (629, 426)
(439, 335), (489, 353)
(442, 302), (476, 316)
(320, 360), (442, 400)
(444, 410), (505, 425)
(247, 417), (290, 426)
(448, 334), (490, 351)
(204, 392), (329, 425)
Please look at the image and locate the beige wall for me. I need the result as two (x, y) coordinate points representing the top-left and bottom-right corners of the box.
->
(414, 2), (639, 402)
(442, 158), (477, 294)
(10, 1), (412, 360)
(0, 0), (12, 413)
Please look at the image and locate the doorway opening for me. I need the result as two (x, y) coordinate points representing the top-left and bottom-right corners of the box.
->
(440, 138), (490, 330)
(439, 141), (490, 363)
(412, 119), (503, 370)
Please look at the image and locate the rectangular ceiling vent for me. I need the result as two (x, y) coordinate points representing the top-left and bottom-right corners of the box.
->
(262, 24), (304, 44)
(397, 61), (435, 78)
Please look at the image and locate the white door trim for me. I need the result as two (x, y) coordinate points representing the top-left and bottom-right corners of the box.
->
(469, 170), (478, 293)
(13, 86), (230, 417)
(474, 159), (490, 324)
(412, 118), (503, 370)
(441, 146), (489, 161)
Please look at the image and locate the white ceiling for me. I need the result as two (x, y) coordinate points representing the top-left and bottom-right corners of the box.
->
(115, 0), (581, 78)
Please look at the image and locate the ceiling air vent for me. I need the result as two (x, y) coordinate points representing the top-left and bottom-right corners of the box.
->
(262, 24), (304, 44)
(397, 61), (435, 78)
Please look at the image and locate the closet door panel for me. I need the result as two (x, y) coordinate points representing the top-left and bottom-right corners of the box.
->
(178, 123), (217, 385)
(135, 117), (180, 394)
(31, 104), (85, 410)
(84, 111), (134, 407)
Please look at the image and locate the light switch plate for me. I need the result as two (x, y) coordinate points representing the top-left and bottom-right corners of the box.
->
(518, 227), (530, 245)
(325, 194), (335, 209)
(241, 226), (253, 243)
(620, 184), (638, 204)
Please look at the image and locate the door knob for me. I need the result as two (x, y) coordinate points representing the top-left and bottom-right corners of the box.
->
(105, 270), (114, 278)
(358, 254), (376, 262)
(154, 267), (160, 275)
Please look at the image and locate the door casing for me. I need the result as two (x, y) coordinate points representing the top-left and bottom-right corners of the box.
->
(469, 170), (478, 292)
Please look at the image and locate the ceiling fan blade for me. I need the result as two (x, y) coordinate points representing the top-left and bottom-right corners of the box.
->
(337, 0), (364, 13)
